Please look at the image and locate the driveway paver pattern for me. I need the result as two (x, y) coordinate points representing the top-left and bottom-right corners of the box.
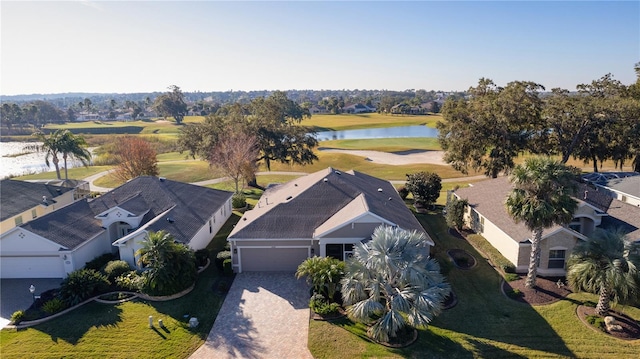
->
(190, 272), (312, 359)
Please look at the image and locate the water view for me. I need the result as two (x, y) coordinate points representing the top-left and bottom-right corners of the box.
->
(315, 125), (438, 141)
(0, 142), (91, 179)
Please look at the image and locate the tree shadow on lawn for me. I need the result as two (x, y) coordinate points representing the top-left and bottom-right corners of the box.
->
(416, 211), (575, 358)
(28, 302), (123, 345)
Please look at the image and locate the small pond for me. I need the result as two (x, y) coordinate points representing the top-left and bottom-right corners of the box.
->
(315, 125), (439, 141)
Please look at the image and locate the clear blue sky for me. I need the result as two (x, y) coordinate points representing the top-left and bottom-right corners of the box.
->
(1, 1), (638, 95)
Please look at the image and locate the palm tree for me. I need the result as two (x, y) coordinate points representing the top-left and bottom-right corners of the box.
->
(135, 231), (196, 295)
(505, 157), (578, 288)
(341, 226), (450, 343)
(567, 229), (640, 316)
(58, 131), (91, 181)
(296, 256), (344, 301)
(30, 130), (65, 179)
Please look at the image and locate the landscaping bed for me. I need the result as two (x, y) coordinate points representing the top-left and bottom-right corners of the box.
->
(502, 276), (572, 305)
(576, 305), (640, 340)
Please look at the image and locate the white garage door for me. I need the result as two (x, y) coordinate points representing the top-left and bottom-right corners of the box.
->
(0, 256), (65, 278)
(240, 247), (309, 272)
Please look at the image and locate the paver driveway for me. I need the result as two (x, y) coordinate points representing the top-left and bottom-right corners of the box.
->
(0, 278), (62, 329)
(190, 272), (313, 359)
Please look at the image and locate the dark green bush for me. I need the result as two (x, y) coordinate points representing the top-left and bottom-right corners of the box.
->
(397, 187), (409, 200)
(104, 260), (131, 281)
(507, 288), (523, 299)
(232, 193), (247, 208)
(42, 298), (67, 314)
(195, 249), (210, 267)
(115, 271), (143, 291)
(10, 310), (25, 324)
(501, 264), (516, 274)
(60, 269), (110, 306)
(586, 315), (606, 331)
(223, 258), (233, 276)
(216, 250), (232, 271)
(84, 253), (117, 271)
(504, 273), (520, 282)
(309, 293), (340, 315)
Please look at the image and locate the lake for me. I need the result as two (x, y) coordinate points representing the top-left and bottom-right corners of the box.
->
(0, 142), (93, 179)
(315, 125), (439, 141)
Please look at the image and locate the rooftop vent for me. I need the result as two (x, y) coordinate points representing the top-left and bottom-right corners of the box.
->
(159, 177), (166, 182)
(166, 217), (175, 223)
(388, 197), (392, 201)
(323, 178), (328, 183)
(42, 196), (48, 205)
(377, 188), (383, 192)
(286, 196), (293, 201)
(336, 170), (341, 175)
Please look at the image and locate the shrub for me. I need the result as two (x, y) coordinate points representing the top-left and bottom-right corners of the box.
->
(10, 310), (25, 324)
(507, 288), (523, 299)
(84, 253), (117, 271)
(309, 293), (340, 315)
(223, 258), (233, 276)
(42, 298), (67, 314)
(445, 197), (468, 230)
(115, 271), (144, 291)
(232, 193), (247, 209)
(504, 273), (520, 282)
(195, 249), (210, 267)
(397, 187), (409, 200)
(104, 260), (131, 281)
(216, 250), (232, 271)
(60, 269), (110, 306)
(296, 256), (345, 301)
(586, 314), (606, 332)
(501, 264), (516, 274)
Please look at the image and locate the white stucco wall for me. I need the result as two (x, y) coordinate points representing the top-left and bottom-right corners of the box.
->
(189, 197), (232, 250)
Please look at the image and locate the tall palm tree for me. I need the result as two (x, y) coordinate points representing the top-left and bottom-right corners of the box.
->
(341, 226), (450, 343)
(506, 157), (578, 288)
(567, 229), (640, 316)
(30, 130), (65, 179)
(58, 130), (91, 181)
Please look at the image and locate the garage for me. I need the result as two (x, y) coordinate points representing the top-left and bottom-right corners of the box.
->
(239, 247), (310, 272)
(0, 256), (65, 279)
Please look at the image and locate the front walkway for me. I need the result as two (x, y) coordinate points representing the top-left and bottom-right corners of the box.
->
(190, 272), (313, 359)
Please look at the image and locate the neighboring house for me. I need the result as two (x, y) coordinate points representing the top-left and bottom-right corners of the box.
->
(309, 105), (328, 114)
(228, 167), (432, 273)
(593, 175), (640, 207)
(453, 177), (640, 276)
(342, 103), (374, 114)
(74, 112), (103, 122)
(0, 177), (233, 279)
(0, 179), (81, 235)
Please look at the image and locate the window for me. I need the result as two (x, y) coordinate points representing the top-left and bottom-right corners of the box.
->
(209, 219), (213, 233)
(326, 243), (355, 261)
(32, 209), (38, 219)
(14, 216), (23, 226)
(548, 250), (566, 269)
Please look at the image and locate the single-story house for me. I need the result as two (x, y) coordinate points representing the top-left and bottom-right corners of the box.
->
(0, 179), (81, 235)
(343, 103), (375, 114)
(593, 175), (640, 207)
(228, 167), (432, 273)
(0, 176), (233, 279)
(453, 177), (640, 276)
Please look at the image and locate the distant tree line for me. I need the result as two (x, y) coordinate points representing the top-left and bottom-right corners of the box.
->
(437, 64), (640, 175)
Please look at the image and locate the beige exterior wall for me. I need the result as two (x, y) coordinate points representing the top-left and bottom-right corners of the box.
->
(322, 222), (384, 239)
(464, 207), (521, 268)
(0, 190), (75, 235)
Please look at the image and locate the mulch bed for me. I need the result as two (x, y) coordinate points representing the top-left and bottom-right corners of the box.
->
(310, 307), (346, 321)
(576, 305), (640, 340)
(502, 276), (572, 305)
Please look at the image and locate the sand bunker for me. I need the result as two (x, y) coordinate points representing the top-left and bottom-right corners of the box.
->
(318, 148), (446, 165)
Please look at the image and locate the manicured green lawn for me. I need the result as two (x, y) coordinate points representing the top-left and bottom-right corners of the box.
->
(302, 113), (442, 131)
(0, 215), (240, 359)
(308, 209), (640, 358)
